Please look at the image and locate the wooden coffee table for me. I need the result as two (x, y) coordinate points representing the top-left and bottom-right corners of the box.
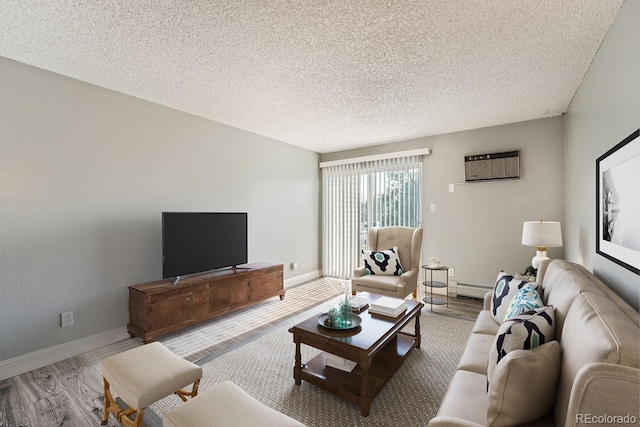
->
(288, 292), (423, 416)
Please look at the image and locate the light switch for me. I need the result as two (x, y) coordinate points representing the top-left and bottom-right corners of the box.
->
(430, 203), (436, 212)
(449, 184), (455, 193)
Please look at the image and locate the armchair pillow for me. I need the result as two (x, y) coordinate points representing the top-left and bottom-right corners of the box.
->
(490, 272), (539, 323)
(362, 247), (404, 276)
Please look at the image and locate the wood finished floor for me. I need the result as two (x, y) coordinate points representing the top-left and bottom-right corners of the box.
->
(0, 282), (482, 427)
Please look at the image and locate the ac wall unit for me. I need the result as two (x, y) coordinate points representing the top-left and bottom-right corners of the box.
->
(464, 150), (520, 182)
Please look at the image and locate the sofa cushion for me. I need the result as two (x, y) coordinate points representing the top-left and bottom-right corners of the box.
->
(457, 333), (495, 375)
(487, 305), (555, 384)
(487, 341), (561, 427)
(572, 263), (639, 327)
(472, 310), (500, 335)
(504, 283), (544, 320)
(435, 370), (489, 426)
(351, 274), (403, 292)
(540, 260), (606, 339)
(362, 247), (404, 275)
(490, 272), (538, 323)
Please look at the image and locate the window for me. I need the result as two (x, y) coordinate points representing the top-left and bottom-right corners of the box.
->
(322, 156), (422, 279)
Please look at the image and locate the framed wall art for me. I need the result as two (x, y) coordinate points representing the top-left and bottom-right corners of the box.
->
(596, 128), (640, 275)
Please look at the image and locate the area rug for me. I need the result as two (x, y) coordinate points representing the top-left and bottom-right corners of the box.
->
(150, 302), (474, 426)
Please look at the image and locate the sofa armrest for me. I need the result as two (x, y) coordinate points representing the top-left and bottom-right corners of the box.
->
(352, 266), (366, 278)
(483, 291), (492, 311)
(428, 416), (485, 427)
(566, 363), (640, 427)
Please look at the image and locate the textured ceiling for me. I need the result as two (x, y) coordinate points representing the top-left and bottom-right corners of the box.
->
(0, 1), (623, 153)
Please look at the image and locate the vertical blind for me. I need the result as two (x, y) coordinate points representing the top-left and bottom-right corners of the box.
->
(322, 156), (423, 279)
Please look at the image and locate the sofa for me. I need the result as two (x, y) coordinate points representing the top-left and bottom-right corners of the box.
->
(429, 259), (640, 427)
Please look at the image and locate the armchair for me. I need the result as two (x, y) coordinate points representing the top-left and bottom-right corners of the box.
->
(352, 226), (423, 299)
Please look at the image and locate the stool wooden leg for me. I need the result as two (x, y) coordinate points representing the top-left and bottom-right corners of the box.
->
(102, 377), (116, 425)
(175, 378), (201, 402)
(102, 377), (147, 427)
(121, 408), (145, 427)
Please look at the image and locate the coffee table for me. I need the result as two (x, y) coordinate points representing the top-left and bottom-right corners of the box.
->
(288, 292), (423, 416)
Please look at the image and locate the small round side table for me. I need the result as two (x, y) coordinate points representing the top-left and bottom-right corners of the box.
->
(422, 265), (449, 310)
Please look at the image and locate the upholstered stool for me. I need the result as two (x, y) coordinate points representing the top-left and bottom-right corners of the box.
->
(162, 380), (305, 427)
(99, 342), (202, 427)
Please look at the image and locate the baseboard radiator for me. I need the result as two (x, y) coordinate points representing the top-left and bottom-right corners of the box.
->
(452, 282), (492, 299)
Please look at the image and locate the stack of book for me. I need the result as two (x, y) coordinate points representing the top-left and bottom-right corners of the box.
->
(350, 295), (369, 312)
(369, 296), (407, 317)
(324, 353), (357, 372)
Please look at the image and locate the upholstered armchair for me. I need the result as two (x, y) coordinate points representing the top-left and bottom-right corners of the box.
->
(352, 226), (423, 299)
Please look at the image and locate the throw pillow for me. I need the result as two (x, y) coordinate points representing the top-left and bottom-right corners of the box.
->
(362, 247), (404, 276)
(503, 283), (544, 320)
(487, 341), (561, 426)
(490, 272), (539, 323)
(487, 305), (555, 385)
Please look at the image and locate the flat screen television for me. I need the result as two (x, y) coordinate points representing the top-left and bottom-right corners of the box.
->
(162, 212), (248, 279)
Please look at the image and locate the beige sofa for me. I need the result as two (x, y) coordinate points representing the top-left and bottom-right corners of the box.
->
(429, 259), (640, 427)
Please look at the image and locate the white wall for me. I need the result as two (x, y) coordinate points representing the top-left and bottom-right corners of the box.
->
(0, 57), (320, 361)
(322, 116), (566, 287)
(565, 0), (640, 310)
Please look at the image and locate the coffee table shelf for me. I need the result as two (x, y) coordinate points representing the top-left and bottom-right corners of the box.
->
(301, 333), (415, 405)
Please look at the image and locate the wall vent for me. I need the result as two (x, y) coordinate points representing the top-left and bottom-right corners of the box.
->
(464, 150), (520, 182)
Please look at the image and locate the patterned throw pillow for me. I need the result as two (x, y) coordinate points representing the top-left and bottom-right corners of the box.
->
(490, 272), (539, 323)
(362, 247), (404, 276)
(487, 305), (555, 386)
(504, 283), (544, 320)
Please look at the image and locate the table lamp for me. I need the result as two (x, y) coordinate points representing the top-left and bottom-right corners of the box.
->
(522, 220), (563, 269)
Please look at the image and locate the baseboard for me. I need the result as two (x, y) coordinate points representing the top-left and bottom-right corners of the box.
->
(446, 279), (459, 297)
(0, 327), (130, 381)
(284, 270), (322, 288)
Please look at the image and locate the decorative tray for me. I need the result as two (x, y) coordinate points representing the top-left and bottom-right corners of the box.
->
(318, 313), (362, 330)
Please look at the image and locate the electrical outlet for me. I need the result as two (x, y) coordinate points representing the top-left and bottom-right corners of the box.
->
(448, 268), (455, 277)
(61, 311), (73, 327)
(291, 262), (298, 270)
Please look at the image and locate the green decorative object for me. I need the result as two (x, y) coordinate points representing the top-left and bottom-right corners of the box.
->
(325, 308), (339, 328)
(339, 299), (352, 328)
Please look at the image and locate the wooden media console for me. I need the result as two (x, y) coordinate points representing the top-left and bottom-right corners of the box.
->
(128, 262), (284, 343)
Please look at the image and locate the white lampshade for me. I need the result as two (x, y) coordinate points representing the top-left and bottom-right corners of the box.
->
(522, 221), (563, 248)
(522, 221), (563, 268)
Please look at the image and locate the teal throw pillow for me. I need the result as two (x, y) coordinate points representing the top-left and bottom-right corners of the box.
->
(504, 283), (544, 320)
